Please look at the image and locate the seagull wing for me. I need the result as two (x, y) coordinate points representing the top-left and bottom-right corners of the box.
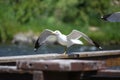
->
(67, 30), (82, 40)
(108, 12), (120, 22)
(67, 30), (93, 44)
(34, 29), (55, 51)
(67, 30), (102, 49)
(102, 12), (120, 22)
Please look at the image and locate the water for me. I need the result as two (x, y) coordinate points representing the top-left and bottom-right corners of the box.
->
(0, 44), (119, 57)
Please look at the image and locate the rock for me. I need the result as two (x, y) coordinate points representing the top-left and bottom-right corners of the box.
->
(12, 31), (38, 45)
(89, 26), (100, 32)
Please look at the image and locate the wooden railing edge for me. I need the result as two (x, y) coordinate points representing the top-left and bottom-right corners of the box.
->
(0, 50), (119, 63)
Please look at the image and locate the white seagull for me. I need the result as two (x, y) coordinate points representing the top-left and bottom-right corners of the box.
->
(34, 29), (102, 54)
(101, 12), (120, 22)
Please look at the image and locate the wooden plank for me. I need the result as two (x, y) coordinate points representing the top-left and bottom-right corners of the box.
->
(0, 54), (66, 63)
(0, 66), (32, 73)
(17, 59), (106, 71)
(68, 50), (120, 58)
(0, 66), (18, 73)
(0, 66), (33, 80)
(97, 69), (120, 76)
(105, 57), (120, 67)
(0, 50), (119, 63)
(90, 69), (120, 80)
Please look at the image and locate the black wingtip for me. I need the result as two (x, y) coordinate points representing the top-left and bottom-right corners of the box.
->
(34, 39), (40, 52)
(101, 14), (112, 21)
(92, 41), (102, 50)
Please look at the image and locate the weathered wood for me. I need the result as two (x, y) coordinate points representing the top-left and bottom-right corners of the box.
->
(68, 50), (120, 58)
(33, 71), (44, 80)
(0, 50), (119, 63)
(0, 54), (66, 63)
(0, 66), (32, 73)
(0, 60), (119, 80)
(0, 66), (33, 80)
(0, 66), (18, 73)
(17, 59), (105, 71)
(97, 69), (120, 76)
(90, 69), (120, 80)
(105, 57), (120, 67)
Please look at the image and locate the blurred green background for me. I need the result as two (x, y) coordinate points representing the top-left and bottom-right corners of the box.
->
(0, 0), (120, 45)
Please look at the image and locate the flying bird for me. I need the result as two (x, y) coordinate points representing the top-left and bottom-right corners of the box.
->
(101, 12), (120, 22)
(34, 29), (102, 54)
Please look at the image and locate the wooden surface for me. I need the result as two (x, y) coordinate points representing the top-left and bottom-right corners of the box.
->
(17, 59), (105, 71)
(90, 69), (120, 80)
(0, 50), (119, 63)
(0, 66), (32, 73)
(68, 50), (120, 58)
(0, 49), (119, 80)
(0, 59), (119, 80)
(0, 54), (66, 63)
(0, 66), (18, 73)
(105, 56), (120, 67)
(97, 69), (120, 76)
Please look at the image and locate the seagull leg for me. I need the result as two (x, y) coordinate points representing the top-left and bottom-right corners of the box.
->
(63, 47), (67, 55)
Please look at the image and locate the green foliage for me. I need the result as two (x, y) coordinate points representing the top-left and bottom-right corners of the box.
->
(0, 0), (120, 45)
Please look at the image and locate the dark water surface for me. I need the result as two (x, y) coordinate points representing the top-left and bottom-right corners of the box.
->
(0, 44), (119, 57)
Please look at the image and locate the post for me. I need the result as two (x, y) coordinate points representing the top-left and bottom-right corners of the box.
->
(33, 71), (44, 80)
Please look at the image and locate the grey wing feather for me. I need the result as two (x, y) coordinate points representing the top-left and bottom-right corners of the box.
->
(67, 30), (94, 45)
(67, 30), (82, 39)
(37, 29), (54, 45)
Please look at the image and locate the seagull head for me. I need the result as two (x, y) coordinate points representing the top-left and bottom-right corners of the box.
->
(54, 30), (61, 35)
(101, 15), (107, 21)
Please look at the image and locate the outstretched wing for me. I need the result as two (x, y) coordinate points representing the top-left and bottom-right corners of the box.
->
(67, 30), (94, 44)
(67, 30), (82, 39)
(34, 29), (54, 51)
(102, 12), (120, 22)
(67, 30), (102, 49)
(108, 12), (120, 22)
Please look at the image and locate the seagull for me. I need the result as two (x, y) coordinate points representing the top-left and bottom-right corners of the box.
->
(101, 12), (120, 22)
(34, 29), (102, 54)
